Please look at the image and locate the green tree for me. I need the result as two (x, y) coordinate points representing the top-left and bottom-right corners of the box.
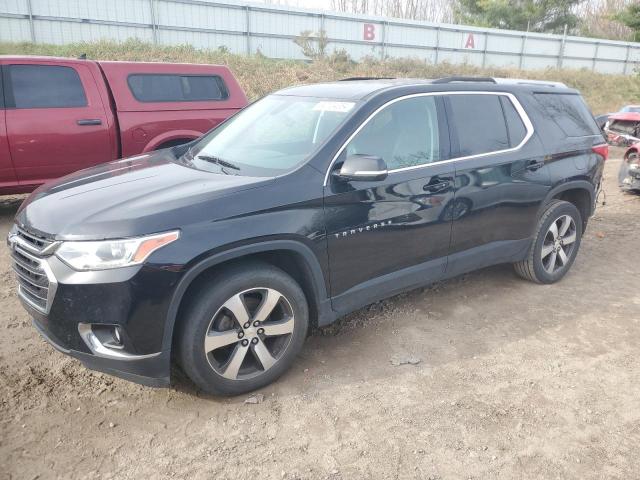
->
(455, 0), (583, 34)
(615, 3), (640, 41)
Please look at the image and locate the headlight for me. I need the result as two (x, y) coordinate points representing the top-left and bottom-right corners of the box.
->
(55, 230), (179, 271)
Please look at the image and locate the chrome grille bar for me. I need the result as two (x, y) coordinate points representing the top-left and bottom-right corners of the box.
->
(8, 226), (59, 314)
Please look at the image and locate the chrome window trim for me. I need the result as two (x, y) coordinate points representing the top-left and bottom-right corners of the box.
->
(322, 91), (535, 186)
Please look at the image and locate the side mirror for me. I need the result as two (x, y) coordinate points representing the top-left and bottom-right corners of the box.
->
(333, 154), (388, 182)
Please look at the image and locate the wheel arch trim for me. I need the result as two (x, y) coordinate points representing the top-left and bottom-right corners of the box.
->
(538, 181), (595, 234)
(160, 240), (329, 354)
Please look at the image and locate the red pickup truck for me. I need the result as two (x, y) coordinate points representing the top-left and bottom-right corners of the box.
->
(0, 56), (248, 194)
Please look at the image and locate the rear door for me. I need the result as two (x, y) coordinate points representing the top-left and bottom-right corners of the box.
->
(445, 92), (550, 275)
(0, 65), (17, 188)
(324, 94), (454, 313)
(3, 60), (113, 185)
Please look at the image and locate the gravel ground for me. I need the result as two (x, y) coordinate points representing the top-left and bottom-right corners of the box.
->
(1, 155), (640, 480)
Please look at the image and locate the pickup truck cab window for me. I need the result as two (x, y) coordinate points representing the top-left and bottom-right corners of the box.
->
(181, 95), (355, 176)
(8, 64), (87, 109)
(127, 74), (228, 102)
(346, 96), (440, 169)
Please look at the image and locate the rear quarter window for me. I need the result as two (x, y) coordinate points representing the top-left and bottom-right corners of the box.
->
(127, 74), (228, 103)
(534, 93), (600, 137)
(499, 96), (527, 147)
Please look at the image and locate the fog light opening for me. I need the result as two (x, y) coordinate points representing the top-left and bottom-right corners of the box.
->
(106, 325), (125, 350)
(113, 326), (122, 345)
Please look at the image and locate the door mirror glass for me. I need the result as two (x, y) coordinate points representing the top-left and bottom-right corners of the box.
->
(334, 154), (388, 182)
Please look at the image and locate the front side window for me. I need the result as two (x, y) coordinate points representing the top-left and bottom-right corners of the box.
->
(179, 95), (355, 176)
(128, 74), (228, 102)
(448, 94), (509, 157)
(9, 65), (87, 109)
(345, 96), (441, 170)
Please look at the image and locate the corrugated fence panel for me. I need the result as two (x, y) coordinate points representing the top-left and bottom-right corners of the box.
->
(31, 0), (152, 24)
(0, 0), (638, 75)
(1, 0), (28, 14)
(0, 17), (32, 41)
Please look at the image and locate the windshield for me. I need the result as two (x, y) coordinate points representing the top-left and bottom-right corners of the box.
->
(178, 95), (356, 176)
(620, 106), (640, 113)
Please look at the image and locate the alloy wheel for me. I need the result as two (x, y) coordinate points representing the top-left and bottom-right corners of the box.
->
(204, 288), (295, 380)
(541, 214), (577, 274)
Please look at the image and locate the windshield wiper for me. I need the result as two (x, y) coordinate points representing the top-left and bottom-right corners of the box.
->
(196, 155), (241, 171)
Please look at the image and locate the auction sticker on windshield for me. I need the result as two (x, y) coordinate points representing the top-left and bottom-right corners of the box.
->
(312, 101), (355, 113)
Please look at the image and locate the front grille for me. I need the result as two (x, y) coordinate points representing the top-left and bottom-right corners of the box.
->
(9, 226), (58, 314)
(14, 226), (56, 254)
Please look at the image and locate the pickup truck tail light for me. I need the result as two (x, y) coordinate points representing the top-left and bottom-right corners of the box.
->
(591, 144), (609, 161)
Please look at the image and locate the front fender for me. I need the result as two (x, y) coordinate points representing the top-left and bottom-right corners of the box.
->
(159, 239), (334, 361)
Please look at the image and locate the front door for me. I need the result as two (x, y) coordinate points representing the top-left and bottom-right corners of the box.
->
(3, 61), (113, 187)
(324, 94), (454, 314)
(0, 67), (17, 189)
(444, 92), (551, 275)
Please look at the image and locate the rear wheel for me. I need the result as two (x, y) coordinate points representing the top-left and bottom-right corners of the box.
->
(176, 262), (309, 395)
(514, 200), (582, 284)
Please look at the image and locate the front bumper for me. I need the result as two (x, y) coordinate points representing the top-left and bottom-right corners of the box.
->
(31, 316), (170, 387)
(12, 246), (181, 388)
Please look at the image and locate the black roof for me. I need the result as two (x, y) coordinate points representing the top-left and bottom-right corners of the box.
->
(274, 77), (575, 100)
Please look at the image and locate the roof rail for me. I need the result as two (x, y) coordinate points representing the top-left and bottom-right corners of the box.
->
(339, 76), (394, 81)
(493, 78), (567, 88)
(432, 76), (497, 84)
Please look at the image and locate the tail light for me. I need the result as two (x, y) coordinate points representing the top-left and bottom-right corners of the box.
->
(592, 144), (609, 161)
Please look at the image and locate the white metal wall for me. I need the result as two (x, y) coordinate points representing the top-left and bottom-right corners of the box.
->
(1, 0), (639, 74)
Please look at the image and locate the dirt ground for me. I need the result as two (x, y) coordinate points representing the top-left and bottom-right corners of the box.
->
(1, 155), (640, 480)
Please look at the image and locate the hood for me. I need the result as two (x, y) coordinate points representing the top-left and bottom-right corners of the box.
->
(15, 151), (273, 240)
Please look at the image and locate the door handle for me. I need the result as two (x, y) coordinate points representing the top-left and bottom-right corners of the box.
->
(423, 181), (450, 193)
(77, 119), (102, 126)
(525, 159), (545, 171)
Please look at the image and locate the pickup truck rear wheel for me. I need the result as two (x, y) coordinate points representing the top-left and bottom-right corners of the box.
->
(514, 200), (583, 284)
(176, 262), (309, 395)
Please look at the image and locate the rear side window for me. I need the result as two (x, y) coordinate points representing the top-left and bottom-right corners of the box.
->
(534, 93), (600, 137)
(9, 65), (87, 109)
(127, 74), (228, 103)
(448, 94), (509, 157)
(499, 96), (527, 147)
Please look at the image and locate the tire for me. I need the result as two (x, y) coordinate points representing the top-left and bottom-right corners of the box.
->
(176, 262), (309, 395)
(514, 200), (583, 284)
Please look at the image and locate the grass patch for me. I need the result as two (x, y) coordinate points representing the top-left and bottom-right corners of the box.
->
(1, 38), (638, 113)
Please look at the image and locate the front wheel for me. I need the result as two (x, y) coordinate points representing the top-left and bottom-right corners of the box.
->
(176, 262), (309, 395)
(514, 200), (583, 284)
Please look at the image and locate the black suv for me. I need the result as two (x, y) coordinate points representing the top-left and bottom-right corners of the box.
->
(8, 77), (606, 395)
